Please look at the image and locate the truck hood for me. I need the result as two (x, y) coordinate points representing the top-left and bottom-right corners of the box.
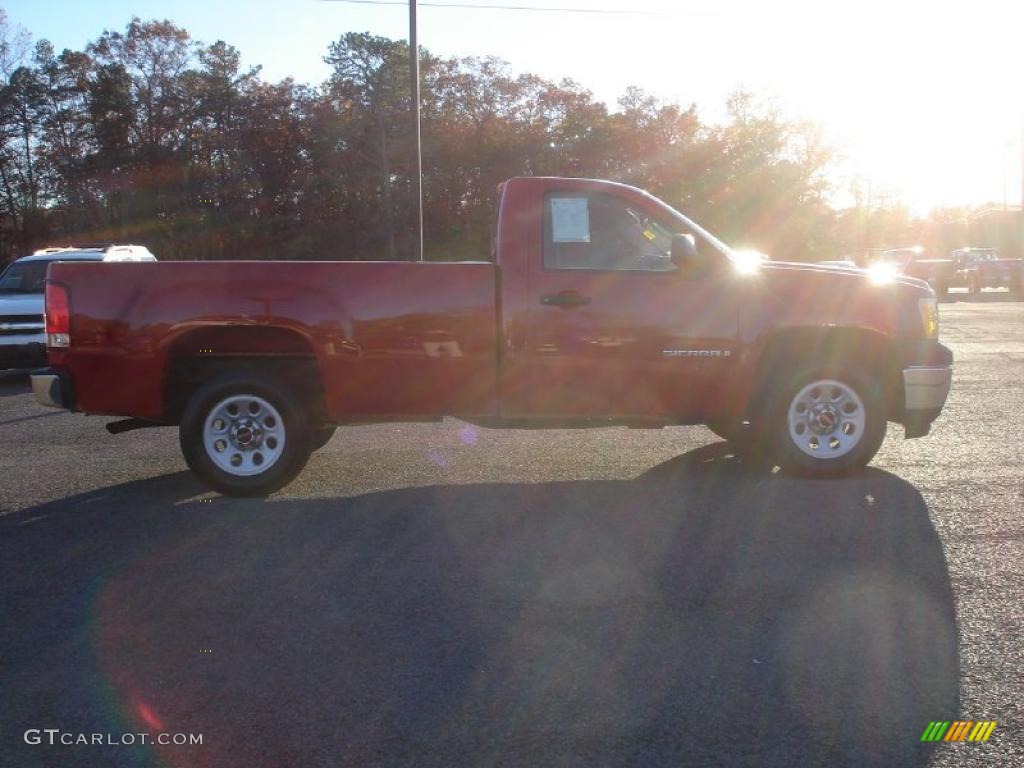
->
(0, 292), (44, 316)
(754, 259), (932, 293)
(733, 258), (934, 341)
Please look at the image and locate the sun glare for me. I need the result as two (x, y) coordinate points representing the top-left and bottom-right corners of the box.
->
(731, 249), (768, 275)
(868, 261), (899, 284)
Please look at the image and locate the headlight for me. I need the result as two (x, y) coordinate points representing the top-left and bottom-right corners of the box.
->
(918, 297), (939, 339)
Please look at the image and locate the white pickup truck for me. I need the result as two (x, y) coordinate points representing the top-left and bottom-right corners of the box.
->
(0, 246), (156, 370)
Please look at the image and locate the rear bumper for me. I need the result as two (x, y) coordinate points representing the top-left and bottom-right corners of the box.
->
(31, 367), (74, 410)
(897, 341), (952, 438)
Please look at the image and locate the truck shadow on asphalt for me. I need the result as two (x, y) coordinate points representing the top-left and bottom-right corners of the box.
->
(2, 444), (958, 768)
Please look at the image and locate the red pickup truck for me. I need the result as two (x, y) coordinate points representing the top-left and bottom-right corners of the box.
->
(32, 177), (952, 495)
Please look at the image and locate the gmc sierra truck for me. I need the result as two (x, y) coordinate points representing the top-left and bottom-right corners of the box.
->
(32, 177), (952, 495)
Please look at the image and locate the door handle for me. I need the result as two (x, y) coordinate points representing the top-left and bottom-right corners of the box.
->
(541, 291), (590, 308)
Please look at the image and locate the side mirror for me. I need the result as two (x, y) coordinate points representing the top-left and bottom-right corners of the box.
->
(670, 233), (699, 269)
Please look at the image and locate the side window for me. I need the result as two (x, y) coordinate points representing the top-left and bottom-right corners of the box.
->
(543, 192), (676, 272)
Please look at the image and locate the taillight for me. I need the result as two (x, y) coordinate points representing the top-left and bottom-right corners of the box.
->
(45, 282), (70, 347)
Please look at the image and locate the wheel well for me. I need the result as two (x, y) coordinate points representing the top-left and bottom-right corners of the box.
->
(163, 326), (325, 423)
(744, 328), (900, 422)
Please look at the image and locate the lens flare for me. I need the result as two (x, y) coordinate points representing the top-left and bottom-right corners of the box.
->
(868, 261), (899, 284)
(731, 249), (767, 275)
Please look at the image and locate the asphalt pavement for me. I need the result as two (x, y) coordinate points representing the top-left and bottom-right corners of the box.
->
(1, 294), (1021, 767)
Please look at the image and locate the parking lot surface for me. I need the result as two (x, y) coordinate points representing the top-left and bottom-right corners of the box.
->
(2, 296), (1022, 767)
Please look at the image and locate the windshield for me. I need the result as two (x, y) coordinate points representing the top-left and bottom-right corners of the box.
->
(0, 261), (50, 294)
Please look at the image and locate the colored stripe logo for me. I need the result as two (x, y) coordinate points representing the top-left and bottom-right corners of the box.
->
(921, 721), (997, 742)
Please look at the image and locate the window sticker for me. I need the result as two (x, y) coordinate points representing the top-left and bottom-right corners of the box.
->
(551, 197), (590, 243)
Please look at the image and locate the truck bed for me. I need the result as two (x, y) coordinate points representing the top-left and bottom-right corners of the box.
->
(47, 260), (500, 421)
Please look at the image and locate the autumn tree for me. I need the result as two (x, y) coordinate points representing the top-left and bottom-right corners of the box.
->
(0, 19), (987, 268)
(325, 32), (413, 260)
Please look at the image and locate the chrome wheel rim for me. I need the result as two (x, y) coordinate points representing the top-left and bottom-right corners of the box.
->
(203, 394), (286, 476)
(787, 379), (866, 459)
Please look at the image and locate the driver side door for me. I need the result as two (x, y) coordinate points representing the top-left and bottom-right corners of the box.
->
(524, 188), (740, 420)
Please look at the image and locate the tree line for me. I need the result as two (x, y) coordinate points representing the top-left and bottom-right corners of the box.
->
(0, 12), (1007, 266)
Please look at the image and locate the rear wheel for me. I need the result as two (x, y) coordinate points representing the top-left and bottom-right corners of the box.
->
(769, 369), (886, 477)
(180, 372), (312, 496)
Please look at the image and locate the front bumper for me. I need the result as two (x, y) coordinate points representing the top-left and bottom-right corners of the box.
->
(31, 367), (74, 410)
(898, 341), (952, 438)
(903, 366), (952, 411)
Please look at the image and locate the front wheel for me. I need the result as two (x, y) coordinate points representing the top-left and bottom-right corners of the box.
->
(180, 372), (313, 496)
(769, 370), (886, 478)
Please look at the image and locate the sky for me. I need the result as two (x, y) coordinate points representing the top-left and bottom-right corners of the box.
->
(4, 0), (1023, 215)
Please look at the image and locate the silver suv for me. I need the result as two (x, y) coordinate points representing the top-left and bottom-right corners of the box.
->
(0, 246), (156, 370)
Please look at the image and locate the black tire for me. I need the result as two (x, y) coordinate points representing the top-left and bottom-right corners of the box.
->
(310, 425), (337, 451)
(767, 366), (886, 478)
(179, 371), (313, 496)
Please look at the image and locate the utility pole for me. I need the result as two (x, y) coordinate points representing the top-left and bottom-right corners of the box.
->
(1003, 141), (1009, 214)
(410, 0), (424, 262)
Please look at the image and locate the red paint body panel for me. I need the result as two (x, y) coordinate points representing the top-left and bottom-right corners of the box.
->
(45, 176), (934, 426)
(48, 261), (499, 421)
(505, 177), (739, 418)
